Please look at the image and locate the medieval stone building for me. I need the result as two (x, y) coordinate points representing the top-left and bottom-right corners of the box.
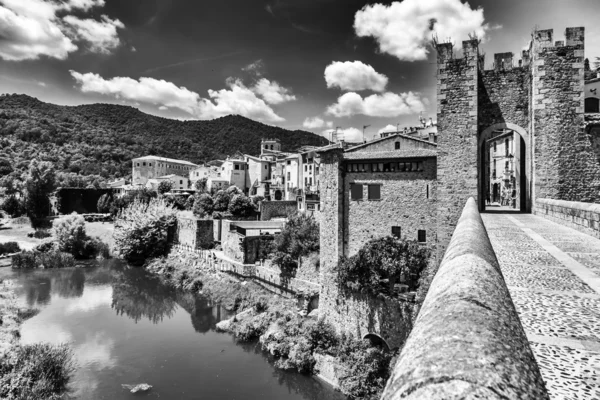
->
(317, 26), (600, 348)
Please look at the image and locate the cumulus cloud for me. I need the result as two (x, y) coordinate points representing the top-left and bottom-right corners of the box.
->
(251, 78), (296, 104)
(303, 117), (332, 129)
(378, 124), (397, 134)
(62, 0), (106, 11)
(326, 91), (425, 118)
(0, 0), (123, 61)
(63, 15), (124, 54)
(70, 71), (288, 123)
(324, 61), (388, 92)
(354, 0), (490, 61)
(336, 127), (362, 142)
(0, 0), (77, 60)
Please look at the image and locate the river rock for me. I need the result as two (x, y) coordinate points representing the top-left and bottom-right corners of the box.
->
(122, 383), (152, 393)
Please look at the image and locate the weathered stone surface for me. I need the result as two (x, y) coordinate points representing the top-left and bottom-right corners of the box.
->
(381, 198), (549, 400)
(535, 198), (600, 239)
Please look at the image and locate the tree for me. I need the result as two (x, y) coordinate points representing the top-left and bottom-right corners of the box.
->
(212, 190), (231, 212)
(194, 177), (208, 193)
(271, 213), (320, 284)
(337, 236), (430, 296)
(157, 180), (173, 195)
(193, 193), (214, 217)
(228, 194), (254, 217)
(24, 159), (56, 226)
(97, 193), (113, 213)
(0, 158), (13, 177)
(1, 195), (25, 217)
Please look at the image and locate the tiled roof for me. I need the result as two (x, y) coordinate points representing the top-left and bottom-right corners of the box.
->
(134, 155), (198, 166)
(344, 149), (437, 160)
(345, 132), (436, 152)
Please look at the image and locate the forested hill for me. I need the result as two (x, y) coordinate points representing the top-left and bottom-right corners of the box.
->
(0, 94), (328, 182)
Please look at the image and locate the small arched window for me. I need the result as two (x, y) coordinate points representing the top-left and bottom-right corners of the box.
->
(394, 142), (400, 150)
(585, 97), (600, 113)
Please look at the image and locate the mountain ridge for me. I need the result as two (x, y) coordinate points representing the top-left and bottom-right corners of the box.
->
(0, 93), (328, 183)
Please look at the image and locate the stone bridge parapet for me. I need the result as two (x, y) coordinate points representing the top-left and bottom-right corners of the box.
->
(381, 197), (548, 399)
(535, 198), (600, 239)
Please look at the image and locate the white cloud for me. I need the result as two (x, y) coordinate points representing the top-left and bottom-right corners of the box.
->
(158, 105), (168, 110)
(354, 0), (490, 61)
(251, 78), (296, 105)
(63, 15), (124, 54)
(378, 124), (397, 134)
(338, 127), (362, 142)
(243, 59), (264, 75)
(0, 0), (123, 61)
(326, 91), (425, 118)
(201, 78), (285, 122)
(324, 61), (388, 92)
(62, 0), (106, 11)
(303, 117), (333, 129)
(70, 72), (287, 123)
(0, 0), (77, 61)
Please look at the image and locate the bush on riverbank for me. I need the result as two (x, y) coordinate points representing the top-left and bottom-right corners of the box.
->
(53, 213), (109, 259)
(114, 198), (177, 265)
(0, 343), (74, 400)
(12, 250), (75, 269)
(0, 242), (20, 256)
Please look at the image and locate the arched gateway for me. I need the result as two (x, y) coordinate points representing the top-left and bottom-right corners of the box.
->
(478, 123), (530, 213)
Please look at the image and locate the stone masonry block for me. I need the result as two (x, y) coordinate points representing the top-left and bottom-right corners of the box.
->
(534, 103), (546, 110)
(534, 59), (545, 66)
(438, 94), (447, 100)
(574, 50), (584, 57)
(572, 63), (584, 69)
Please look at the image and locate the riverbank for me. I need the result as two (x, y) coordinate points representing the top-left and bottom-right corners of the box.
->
(0, 277), (74, 399)
(144, 249), (396, 399)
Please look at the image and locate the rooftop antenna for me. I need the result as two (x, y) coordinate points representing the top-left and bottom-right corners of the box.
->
(362, 125), (370, 143)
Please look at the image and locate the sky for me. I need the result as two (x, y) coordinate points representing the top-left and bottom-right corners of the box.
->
(1, 0), (600, 142)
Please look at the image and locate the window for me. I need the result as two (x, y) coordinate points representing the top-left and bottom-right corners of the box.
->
(235, 165), (239, 170)
(585, 97), (600, 113)
(398, 162), (406, 172)
(493, 142), (497, 152)
(264, 144), (268, 149)
(265, 165), (267, 170)
(426, 184), (429, 199)
(505, 161), (509, 171)
(368, 184), (381, 200)
(143, 162), (146, 166)
(395, 142), (400, 150)
(305, 165), (308, 172)
(391, 226), (401, 238)
(180, 180), (183, 184)
(287, 172), (290, 180)
(149, 163), (152, 167)
(505, 138), (509, 156)
(287, 160), (291, 165)
(309, 177), (312, 185)
(309, 165), (312, 171)
(270, 145), (274, 150)
(350, 183), (363, 200)
(418, 230), (426, 243)
(136, 163), (139, 167)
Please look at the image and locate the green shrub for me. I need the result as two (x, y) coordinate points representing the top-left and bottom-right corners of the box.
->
(157, 180), (172, 195)
(12, 250), (75, 269)
(193, 193), (214, 217)
(97, 193), (113, 213)
(11, 216), (31, 225)
(113, 197), (177, 265)
(337, 236), (430, 297)
(228, 194), (255, 217)
(0, 343), (74, 400)
(29, 229), (51, 239)
(0, 242), (20, 256)
(336, 336), (394, 398)
(34, 241), (58, 253)
(1, 195), (25, 217)
(52, 213), (109, 259)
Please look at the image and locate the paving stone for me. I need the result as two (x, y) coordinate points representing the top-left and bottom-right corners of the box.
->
(530, 342), (600, 400)
(502, 264), (595, 293)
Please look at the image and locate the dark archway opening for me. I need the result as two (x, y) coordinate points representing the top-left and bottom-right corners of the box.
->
(363, 333), (390, 351)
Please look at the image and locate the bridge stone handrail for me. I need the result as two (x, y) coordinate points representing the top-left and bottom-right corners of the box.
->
(381, 197), (549, 399)
(535, 198), (600, 239)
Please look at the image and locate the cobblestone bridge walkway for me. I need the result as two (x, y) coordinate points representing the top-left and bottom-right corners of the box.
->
(482, 213), (600, 399)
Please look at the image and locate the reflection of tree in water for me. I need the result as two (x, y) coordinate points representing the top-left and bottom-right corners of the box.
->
(51, 268), (85, 298)
(19, 273), (52, 307)
(238, 340), (347, 400)
(111, 266), (178, 324)
(176, 293), (232, 334)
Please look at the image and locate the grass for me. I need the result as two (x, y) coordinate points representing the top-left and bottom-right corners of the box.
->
(0, 280), (74, 400)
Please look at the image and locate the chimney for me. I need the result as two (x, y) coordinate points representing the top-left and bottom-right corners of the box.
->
(429, 132), (436, 143)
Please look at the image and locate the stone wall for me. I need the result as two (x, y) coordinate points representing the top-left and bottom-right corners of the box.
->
(344, 158), (437, 257)
(345, 134), (435, 153)
(534, 198), (600, 239)
(175, 217), (214, 250)
(436, 39), (480, 261)
(531, 28), (600, 203)
(260, 200), (297, 220)
(381, 198), (548, 399)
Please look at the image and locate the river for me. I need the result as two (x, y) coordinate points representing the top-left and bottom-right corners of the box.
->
(0, 260), (346, 400)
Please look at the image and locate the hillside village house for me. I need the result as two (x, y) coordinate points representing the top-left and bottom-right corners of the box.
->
(145, 174), (190, 191)
(132, 155), (198, 186)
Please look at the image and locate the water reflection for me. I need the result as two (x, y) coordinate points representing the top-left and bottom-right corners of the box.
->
(7, 261), (346, 400)
(111, 266), (178, 324)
